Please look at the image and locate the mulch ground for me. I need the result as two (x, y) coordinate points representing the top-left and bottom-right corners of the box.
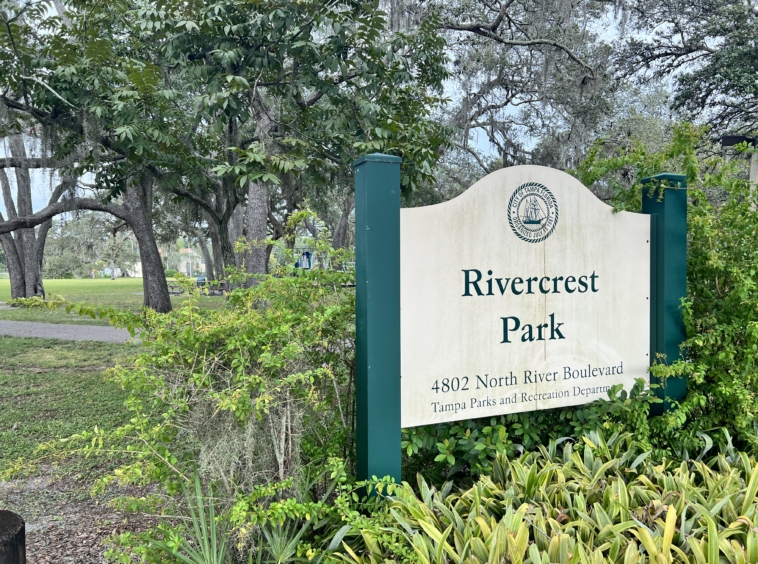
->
(1, 468), (157, 563)
(28, 515), (152, 564)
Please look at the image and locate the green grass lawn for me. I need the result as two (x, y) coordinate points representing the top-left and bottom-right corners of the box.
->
(0, 336), (134, 476)
(0, 278), (225, 324)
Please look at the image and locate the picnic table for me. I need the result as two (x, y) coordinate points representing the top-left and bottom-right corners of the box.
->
(168, 281), (184, 295)
(206, 280), (229, 296)
(168, 279), (229, 296)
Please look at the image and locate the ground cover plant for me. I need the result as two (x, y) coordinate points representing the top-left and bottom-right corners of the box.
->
(334, 432), (758, 563)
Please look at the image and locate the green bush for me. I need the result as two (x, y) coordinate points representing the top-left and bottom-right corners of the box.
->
(100, 251), (356, 491)
(55, 232), (358, 562)
(576, 124), (758, 453)
(333, 432), (758, 563)
(402, 380), (659, 482)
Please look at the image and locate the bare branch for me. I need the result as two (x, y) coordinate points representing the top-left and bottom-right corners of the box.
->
(454, 141), (493, 175)
(489, 0), (518, 31)
(444, 23), (595, 76)
(0, 156), (69, 169)
(168, 185), (219, 221)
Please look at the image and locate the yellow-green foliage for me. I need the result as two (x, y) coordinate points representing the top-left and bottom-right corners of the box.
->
(334, 432), (758, 563)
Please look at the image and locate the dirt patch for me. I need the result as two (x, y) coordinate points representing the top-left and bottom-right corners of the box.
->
(26, 507), (155, 564)
(0, 467), (157, 563)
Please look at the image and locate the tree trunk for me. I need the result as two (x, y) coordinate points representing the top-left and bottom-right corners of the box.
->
(0, 170), (25, 298)
(35, 218), (53, 272)
(0, 510), (25, 564)
(0, 164), (170, 311)
(332, 195), (354, 249)
(215, 212), (237, 276)
(245, 181), (268, 287)
(206, 214), (226, 280)
(123, 176), (172, 313)
(0, 230), (24, 300)
(0, 169), (26, 284)
(229, 202), (245, 268)
(8, 135), (44, 298)
(212, 118), (243, 277)
(194, 228), (215, 281)
(265, 243), (274, 274)
(35, 177), (68, 273)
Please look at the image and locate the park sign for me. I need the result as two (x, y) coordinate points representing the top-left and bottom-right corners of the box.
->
(354, 154), (687, 482)
(400, 166), (650, 427)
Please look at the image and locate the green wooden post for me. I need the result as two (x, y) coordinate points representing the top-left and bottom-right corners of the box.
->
(354, 153), (402, 483)
(641, 173), (688, 415)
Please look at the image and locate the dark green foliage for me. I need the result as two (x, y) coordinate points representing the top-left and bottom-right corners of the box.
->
(577, 124), (758, 451)
(619, 0), (758, 132)
(401, 381), (659, 482)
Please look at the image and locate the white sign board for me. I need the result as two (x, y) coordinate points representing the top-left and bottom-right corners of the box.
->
(400, 166), (650, 427)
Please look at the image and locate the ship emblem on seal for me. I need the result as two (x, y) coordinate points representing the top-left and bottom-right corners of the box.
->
(507, 182), (559, 243)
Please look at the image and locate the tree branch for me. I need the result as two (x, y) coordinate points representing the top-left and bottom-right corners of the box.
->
(293, 71), (362, 110)
(490, 0), (518, 31)
(0, 155), (68, 169)
(454, 141), (493, 175)
(0, 169), (17, 220)
(444, 22), (595, 76)
(167, 186), (219, 222)
(19, 75), (77, 108)
(0, 197), (129, 235)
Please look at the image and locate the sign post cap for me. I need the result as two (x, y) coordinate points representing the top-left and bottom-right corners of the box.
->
(353, 153), (403, 167)
(641, 173), (687, 187)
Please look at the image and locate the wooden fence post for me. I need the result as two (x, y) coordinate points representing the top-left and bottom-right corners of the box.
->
(0, 510), (25, 564)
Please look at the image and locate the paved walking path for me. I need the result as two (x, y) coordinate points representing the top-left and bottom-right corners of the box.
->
(0, 320), (133, 343)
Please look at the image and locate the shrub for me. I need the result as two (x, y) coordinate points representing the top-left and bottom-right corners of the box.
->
(576, 124), (758, 453)
(98, 248), (356, 496)
(51, 234), (359, 562)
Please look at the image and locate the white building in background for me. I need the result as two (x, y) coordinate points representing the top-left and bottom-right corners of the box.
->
(127, 261), (143, 278)
(126, 247), (206, 278)
(177, 247), (205, 276)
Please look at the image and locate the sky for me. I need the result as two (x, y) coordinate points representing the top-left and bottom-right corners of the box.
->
(0, 138), (61, 219)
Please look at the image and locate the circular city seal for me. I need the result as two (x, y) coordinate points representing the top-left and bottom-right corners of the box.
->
(507, 182), (559, 243)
